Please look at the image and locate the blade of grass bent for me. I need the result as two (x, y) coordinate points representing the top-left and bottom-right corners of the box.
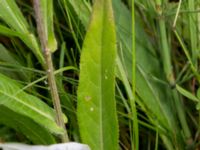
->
(77, 0), (119, 149)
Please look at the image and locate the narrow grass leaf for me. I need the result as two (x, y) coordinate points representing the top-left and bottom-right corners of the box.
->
(77, 0), (118, 149)
(65, 0), (91, 28)
(176, 84), (199, 102)
(0, 44), (19, 65)
(0, 0), (29, 33)
(0, 44), (26, 79)
(0, 25), (20, 37)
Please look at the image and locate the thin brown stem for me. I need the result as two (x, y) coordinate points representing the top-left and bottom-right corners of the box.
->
(33, 0), (69, 142)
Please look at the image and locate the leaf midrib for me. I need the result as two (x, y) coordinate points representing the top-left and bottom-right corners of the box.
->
(99, 1), (109, 149)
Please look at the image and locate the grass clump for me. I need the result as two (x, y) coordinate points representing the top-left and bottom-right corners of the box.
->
(0, 0), (200, 150)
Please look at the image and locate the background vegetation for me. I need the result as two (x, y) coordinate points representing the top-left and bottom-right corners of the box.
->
(0, 0), (200, 150)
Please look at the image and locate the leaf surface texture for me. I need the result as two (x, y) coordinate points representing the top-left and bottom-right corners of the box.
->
(77, 0), (118, 149)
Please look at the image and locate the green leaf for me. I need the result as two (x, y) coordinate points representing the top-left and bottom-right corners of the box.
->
(0, 44), (25, 79)
(196, 102), (200, 110)
(176, 84), (199, 102)
(77, 0), (118, 149)
(0, 1), (44, 65)
(65, 0), (91, 28)
(0, 106), (56, 144)
(0, 0), (29, 33)
(0, 25), (19, 37)
(39, 0), (57, 52)
(0, 73), (64, 135)
(136, 65), (175, 131)
(0, 44), (20, 65)
(196, 87), (200, 99)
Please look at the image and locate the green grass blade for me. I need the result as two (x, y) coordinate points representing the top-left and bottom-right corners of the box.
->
(0, 0), (29, 33)
(154, 0), (192, 144)
(131, 0), (139, 149)
(0, 25), (20, 37)
(0, 73), (65, 135)
(176, 84), (199, 102)
(188, 0), (197, 63)
(77, 0), (119, 149)
(65, 0), (91, 28)
(0, 44), (20, 66)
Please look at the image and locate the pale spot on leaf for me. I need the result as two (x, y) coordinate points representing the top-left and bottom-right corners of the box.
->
(90, 107), (94, 112)
(85, 96), (91, 101)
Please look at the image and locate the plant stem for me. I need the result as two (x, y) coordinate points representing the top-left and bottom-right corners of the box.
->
(173, 30), (200, 82)
(156, 1), (174, 85)
(198, 2), (200, 44)
(116, 55), (138, 150)
(188, 0), (197, 64)
(44, 48), (69, 143)
(172, 0), (182, 28)
(33, 0), (69, 143)
(172, 90), (192, 142)
(131, 0), (139, 150)
(154, 0), (191, 145)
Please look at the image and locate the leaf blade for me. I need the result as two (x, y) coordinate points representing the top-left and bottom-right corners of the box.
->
(0, 106), (56, 144)
(77, 0), (118, 149)
(0, 0), (44, 65)
(176, 84), (199, 102)
(0, 73), (64, 135)
(39, 0), (57, 52)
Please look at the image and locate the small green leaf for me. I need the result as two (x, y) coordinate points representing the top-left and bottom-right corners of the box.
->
(176, 84), (199, 102)
(0, 24), (44, 65)
(77, 0), (119, 149)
